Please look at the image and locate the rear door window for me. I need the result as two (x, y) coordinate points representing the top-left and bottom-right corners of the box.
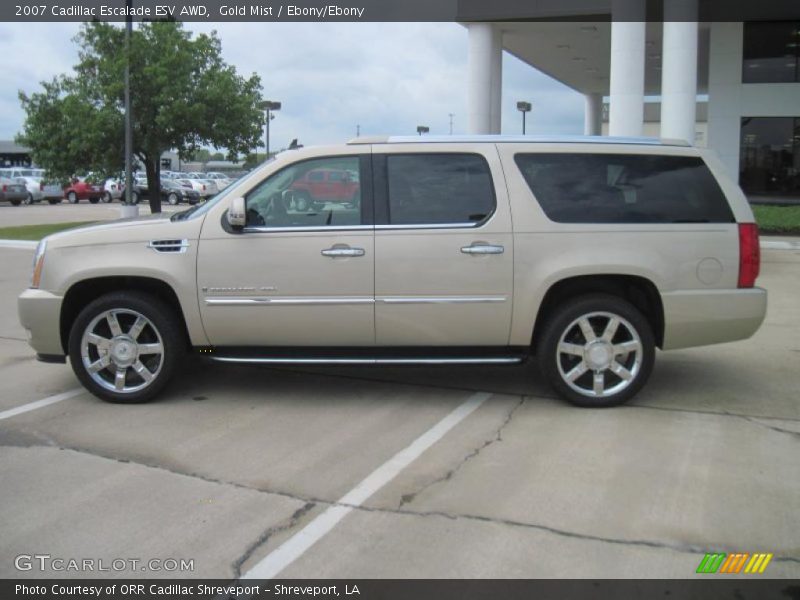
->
(514, 153), (734, 224)
(385, 154), (495, 225)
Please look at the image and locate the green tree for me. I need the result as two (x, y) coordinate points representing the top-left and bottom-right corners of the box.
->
(18, 21), (264, 212)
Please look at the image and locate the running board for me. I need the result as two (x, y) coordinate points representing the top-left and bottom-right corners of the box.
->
(209, 356), (523, 366)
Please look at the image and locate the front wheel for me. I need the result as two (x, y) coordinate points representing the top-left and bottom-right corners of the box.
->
(47, 198), (62, 205)
(167, 192), (179, 206)
(67, 191), (78, 204)
(89, 197), (100, 204)
(537, 294), (655, 408)
(102, 192), (113, 203)
(23, 193), (34, 205)
(68, 292), (185, 403)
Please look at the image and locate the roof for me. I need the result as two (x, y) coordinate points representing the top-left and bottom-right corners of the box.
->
(0, 140), (31, 154)
(347, 134), (689, 147)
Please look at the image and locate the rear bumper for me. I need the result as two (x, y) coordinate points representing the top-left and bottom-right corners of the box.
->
(661, 288), (767, 350)
(18, 288), (64, 357)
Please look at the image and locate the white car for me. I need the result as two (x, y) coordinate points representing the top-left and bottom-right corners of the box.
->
(102, 178), (124, 203)
(204, 172), (232, 190)
(181, 174), (218, 198)
(0, 168), (43, 204)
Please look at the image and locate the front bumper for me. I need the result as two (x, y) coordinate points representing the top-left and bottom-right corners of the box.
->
(18, 288), (65, 357)
(661, 287), (767, 350)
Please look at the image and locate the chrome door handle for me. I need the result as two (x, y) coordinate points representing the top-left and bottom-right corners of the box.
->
(461, 244), (504, 255)
(321, 247), (365, 258)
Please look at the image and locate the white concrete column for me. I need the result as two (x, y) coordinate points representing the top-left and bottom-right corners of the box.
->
(661, 0), (698, 143)
(584, 93), (603, 135)
(467, 23), (501, 134)
(609, 0), (646, 137)
(490, 27), (503, 134)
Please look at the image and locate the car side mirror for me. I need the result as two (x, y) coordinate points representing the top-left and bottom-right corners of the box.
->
(228, 197), (246, 229)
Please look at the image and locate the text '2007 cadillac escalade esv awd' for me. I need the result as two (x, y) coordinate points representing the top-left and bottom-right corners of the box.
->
(18, 135), (767, 407)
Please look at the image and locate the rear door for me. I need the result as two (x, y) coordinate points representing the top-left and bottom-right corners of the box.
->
(372, 144), (514, 346)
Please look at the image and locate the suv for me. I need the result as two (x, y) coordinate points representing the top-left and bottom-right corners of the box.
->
(17, 136), (766, 407)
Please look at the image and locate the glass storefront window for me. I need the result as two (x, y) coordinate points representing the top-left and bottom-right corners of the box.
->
(740, 117), (800, 199)
(742, 21), (799, 84)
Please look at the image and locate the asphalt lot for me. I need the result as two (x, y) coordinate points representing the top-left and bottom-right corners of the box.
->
(0, 203), (798, 579)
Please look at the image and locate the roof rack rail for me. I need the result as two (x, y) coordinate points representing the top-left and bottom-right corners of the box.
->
(347, 134), (689, 147)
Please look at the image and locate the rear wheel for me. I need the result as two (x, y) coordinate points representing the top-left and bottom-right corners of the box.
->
(47, 198), (62, 205)
(10, 199), (21, 206)
(23, 193), (34, 205)
(89, 197), (100, 204)
(131, 191), (140, 205)
(102, 192), (112, 203)
(68, 292), (184, 403)
(537, 294), (655, 407)
(67, 191), (79, 204)
(294, 192), (311, 212)
(167, 192), (179, 206)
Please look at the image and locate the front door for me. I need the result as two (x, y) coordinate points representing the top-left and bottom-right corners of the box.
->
(373, 147), (514, 346)
(197, 154), (375, 347)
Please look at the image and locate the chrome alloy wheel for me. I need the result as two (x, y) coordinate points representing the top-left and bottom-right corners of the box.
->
(80, 309), (164, 394)
(556, 311), (643, 399)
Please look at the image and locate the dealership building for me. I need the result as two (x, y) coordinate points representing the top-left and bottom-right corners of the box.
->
(460, 1), (800, 201)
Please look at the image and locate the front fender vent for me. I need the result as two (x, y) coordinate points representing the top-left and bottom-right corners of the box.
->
(148, 239), (189, 254)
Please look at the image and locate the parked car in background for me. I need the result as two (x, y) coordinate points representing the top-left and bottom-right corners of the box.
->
(0, 168), (43, 204)
(129, 177), (200, 205)
(102, 178), (124, 203)
(290, 167), (360, 210)
(205, 172), (232, 190)
(0, 176), (28, 206)
(180, 174), (217, 198)
(64, 178), (103, 204)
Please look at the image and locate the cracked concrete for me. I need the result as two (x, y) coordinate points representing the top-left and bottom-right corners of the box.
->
(398, 396), (527, 509)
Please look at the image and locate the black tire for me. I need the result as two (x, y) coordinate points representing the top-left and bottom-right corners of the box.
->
(131, 191), (140, 205)
(89, 197), (100, 204)
(167, 192), (179, 206)
(47, 198), (62, 205)
(67, 191), (79, 204)
(68, 291), (185, 403)
(102, 192), (112, 203)
(536, 293), (655, 408)
(10, 199), (21, 206)
(23, 193), (34, 205)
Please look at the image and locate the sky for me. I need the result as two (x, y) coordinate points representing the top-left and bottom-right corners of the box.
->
(0, 22), (584, 152)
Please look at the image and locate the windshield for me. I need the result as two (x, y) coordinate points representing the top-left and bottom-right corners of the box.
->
(172, 164), (270, 221)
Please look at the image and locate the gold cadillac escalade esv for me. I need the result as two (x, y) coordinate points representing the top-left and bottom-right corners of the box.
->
(18, 135), (767, 407)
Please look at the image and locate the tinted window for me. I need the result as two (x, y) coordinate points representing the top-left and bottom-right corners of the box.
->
(514, 153), (734, 224)
(245, 156), (363, 228)
(386, 154), (495, 225)
(742, 21), (799, 84)
(308, 171), (325, 182)
(740, 116), (800, 198)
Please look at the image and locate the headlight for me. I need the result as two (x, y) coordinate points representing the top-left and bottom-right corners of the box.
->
(31, 239), (47, 289)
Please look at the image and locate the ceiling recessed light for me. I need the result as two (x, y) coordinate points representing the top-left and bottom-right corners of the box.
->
(580, 25), (597, 33)
(572, 56), (587, 62)
(585, 67), (599, 72)
(556, 44), (570, 49)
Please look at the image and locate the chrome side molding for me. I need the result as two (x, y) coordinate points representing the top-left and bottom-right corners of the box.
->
(209, 356), (523, 365)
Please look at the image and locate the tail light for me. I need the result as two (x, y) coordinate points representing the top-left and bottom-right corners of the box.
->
(40, 182), (44, 191)
(738, 223), (760, 288)
(202, 184), (206, 191)
(2, 184), (6, 192)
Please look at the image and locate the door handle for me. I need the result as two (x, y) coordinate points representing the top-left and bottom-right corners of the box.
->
(461, 243), (504, 255)
(321, 246), (365, 258)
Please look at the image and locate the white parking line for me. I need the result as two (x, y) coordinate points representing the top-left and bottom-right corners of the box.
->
(0, 388), (84, 421)
(0, 240), (37, 250)
(242, 391), (492, 579)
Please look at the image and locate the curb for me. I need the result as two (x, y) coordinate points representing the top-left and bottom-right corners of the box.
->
(0, 240), (37, 250)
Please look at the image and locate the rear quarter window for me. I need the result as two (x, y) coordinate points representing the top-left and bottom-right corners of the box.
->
(514, 153), (734, 224)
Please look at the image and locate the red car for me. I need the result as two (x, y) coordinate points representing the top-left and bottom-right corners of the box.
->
(64, 179), (104, 204)
(290, 168), (360, 210)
